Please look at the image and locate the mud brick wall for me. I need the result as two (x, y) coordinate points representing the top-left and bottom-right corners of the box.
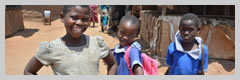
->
(5, 8), (24, 36)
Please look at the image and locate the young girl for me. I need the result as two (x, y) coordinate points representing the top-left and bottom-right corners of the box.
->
(112, 15), (144, 75)
(24, 5), (117, 75)
(165, 13), (208, 75)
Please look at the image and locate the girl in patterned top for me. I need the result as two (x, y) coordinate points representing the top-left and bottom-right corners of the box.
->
(24, 5), (117, 75)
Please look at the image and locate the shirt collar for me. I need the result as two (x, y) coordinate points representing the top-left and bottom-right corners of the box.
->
(175, 31), (203, 59)
(114, 41), (141, 54)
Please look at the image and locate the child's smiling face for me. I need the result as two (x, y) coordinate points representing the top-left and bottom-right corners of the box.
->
(179, 20), (198, 43)
(61, 6), (90, 38)
(117, 21), (138, 47)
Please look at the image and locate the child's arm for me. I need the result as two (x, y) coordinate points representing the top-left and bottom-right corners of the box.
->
(103, 51), (117, 75)
(165, 43), (174, 75)
(24, 57), (43, 75)
(96, 36), (117, 75)
(129, 48), (144, 75)
(133, 64), (144, 75)
(164, 67), (170, 75)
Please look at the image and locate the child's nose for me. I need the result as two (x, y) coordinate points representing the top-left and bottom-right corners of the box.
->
(122, 35), (129, 40)
(75, 20), (83, 25)
(184, 30), (190, 34)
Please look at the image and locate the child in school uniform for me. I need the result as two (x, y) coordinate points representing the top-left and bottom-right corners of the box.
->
(111, 15), (144, 75)
(165, 13), (208, 75)
(24, 5), (117, 75)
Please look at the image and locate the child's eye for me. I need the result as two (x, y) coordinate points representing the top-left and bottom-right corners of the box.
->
(180, 28), (186, 31)
(189, 28), (194, 32)
(129, 32), (135, 35)
(120, 31), (124, 35)
(130, 33), (136, 38)
(82, 18), (89, 22)
(71, 16), (78, 20)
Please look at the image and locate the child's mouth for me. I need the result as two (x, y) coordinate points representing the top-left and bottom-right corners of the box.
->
(120, 39), (128, 42)
(183, 35), (191, 40)
(120, 39), (129, 45)
(72, 26), (82, 33)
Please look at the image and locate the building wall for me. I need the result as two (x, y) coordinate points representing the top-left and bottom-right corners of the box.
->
(5, 8), (24, 36)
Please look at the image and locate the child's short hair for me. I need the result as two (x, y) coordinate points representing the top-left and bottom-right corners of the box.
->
(180, 13), (201, 30)
(119, 15), (140, 34)
(62, 5), (90, 15)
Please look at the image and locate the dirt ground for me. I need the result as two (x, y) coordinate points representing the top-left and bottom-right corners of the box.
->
(5, 11), (234, 75)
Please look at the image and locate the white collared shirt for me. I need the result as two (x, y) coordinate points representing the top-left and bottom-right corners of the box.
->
(174, 31), (203, 60)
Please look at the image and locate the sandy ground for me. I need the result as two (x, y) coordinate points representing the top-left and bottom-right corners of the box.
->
(5, 11), (234, 75)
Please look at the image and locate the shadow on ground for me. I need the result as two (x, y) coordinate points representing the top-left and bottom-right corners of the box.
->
(6, 28), (39, 39)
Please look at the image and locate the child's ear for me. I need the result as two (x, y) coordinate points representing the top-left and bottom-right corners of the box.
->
(60, 12), (64, 23)
(117, 25), (121, 33)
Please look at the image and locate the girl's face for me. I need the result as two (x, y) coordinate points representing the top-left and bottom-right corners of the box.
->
(179, 20), (198, 43)
(61, 6), (90, 38)
(117, 21), (138, 47)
